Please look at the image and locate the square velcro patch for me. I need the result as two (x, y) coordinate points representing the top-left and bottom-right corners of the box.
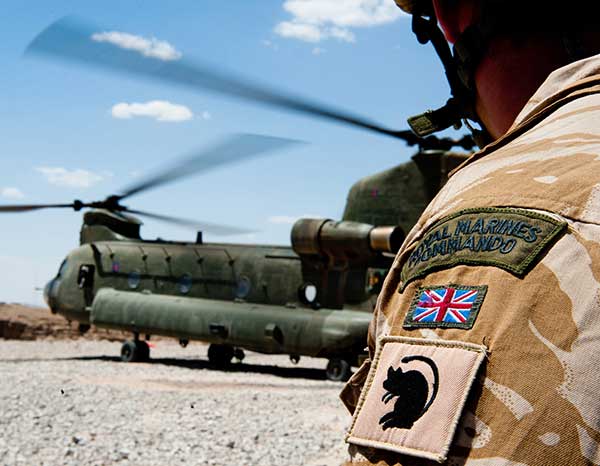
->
(346, 336), (486, 463)
(403, 284), (487, 330)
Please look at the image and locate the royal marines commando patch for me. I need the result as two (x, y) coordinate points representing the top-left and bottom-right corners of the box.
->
(403, 284), (487, 329)
(400, 208), (567, 290)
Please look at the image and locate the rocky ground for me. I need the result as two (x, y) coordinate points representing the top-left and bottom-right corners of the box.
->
(0, 303), (129, 341)
(0, 305), (351, 466)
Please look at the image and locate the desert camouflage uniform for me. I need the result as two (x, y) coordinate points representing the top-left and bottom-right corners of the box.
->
(341, 55), (600, 465)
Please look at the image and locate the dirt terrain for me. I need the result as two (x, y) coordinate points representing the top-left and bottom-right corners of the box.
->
(0, 304), (351, 466)
(0, 303), (128, 340)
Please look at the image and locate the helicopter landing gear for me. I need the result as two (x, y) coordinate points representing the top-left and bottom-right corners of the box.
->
(289, 354), (301, 365)
(325, 358), (352, 382)
(78, 323), (91, 335)
(207, 344), (234, 368)
(179, 338), (189, 348)
(120, 339), (150, 363)
(233, 348), (245, 362)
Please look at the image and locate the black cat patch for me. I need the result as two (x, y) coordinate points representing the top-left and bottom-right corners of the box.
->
(346, 336), (486, 463)
(379, 355), (440, 430)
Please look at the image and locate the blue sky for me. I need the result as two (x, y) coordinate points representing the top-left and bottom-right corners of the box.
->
(0, 0), (455, 304)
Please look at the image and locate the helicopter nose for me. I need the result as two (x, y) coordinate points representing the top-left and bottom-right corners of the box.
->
(43, 279), (52, 306)
(43, 279), (59, 311)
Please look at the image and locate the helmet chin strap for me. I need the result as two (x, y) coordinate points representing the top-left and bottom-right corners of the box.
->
(407, 4), (492, 148)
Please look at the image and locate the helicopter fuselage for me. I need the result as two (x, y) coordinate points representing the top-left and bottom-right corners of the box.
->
(44, 236), (374, 365)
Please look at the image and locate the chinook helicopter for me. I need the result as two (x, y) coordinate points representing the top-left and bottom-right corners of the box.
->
(2, 18), (474, 381)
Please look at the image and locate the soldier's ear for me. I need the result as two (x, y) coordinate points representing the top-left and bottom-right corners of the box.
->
(433, 0), (481, 44)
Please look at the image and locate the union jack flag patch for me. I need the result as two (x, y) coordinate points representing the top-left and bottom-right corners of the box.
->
(403, 285), (487, 330)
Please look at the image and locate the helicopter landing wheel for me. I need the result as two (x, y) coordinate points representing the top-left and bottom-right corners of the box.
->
(207, 344), (234, 368)
(121, 340), (138, 363)
(325, 358), (352, 382)
(290, 354), (300, 365)
(233, 348), (245, 362)
(120, 339), (150, 363)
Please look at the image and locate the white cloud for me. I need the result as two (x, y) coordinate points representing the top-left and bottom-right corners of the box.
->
(91, 31), (182, 61)
(36, 167), (104, 189)
(329, 27), (356, 42)
(268, 214), (322, 224)
(283, 0), (402, 27)
(111, 100), (194, 122)
(1, 187), (25, 200)
(275, 0), (403, 43)
(275, 21), (323, 42)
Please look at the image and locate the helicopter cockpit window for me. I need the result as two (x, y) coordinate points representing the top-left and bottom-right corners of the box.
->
(178, 274), (193, 294)
(235, 276), (251, 299)
(298, 283), (318, 306)
(56, 259), (68, 278)
(128, 270), (141, 289)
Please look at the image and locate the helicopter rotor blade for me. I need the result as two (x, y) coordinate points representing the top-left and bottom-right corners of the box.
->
(0, 203), (77, 213)
(125, 208), (254, 236)
(117, 133), (302, 201)
(26, 17), (416, 142)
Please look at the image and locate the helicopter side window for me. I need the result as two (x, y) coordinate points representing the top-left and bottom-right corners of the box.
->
(235, 276), (251, 299)
(77, 265), (95, 289)
(128, 270), (141, 290)
(298, 283), (318, 307)
(178, 274), (193, 294)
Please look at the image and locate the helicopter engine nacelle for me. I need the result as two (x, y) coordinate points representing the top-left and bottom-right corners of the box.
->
(291, 218), (404, 264)
(80, 209), (142, 244)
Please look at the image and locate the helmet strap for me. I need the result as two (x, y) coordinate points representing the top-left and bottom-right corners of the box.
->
(407, 3), (492, 147)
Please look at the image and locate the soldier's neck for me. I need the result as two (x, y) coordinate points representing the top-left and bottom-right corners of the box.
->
(474, 35), (570, 140)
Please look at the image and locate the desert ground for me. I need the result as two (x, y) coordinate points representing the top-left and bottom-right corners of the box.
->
(0, 304), (350, 466)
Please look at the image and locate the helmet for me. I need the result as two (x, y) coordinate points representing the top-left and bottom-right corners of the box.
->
(393, 0), (599, 146)
(394, 0), (431, 15)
